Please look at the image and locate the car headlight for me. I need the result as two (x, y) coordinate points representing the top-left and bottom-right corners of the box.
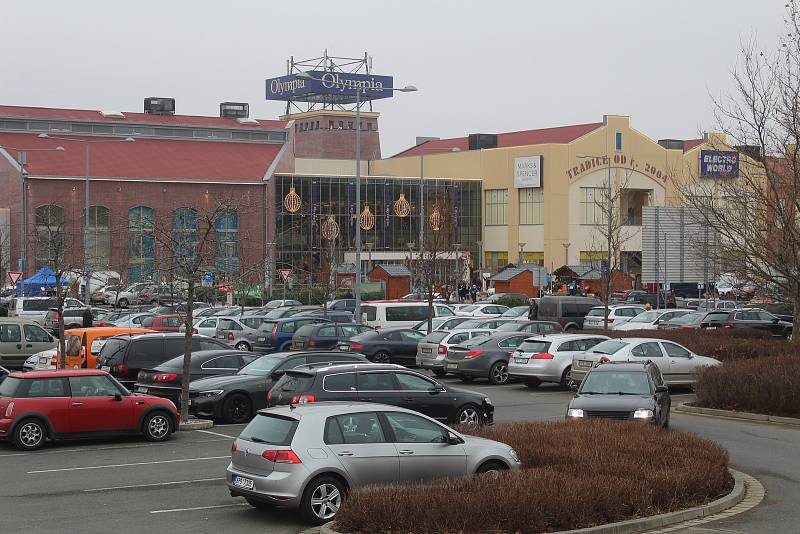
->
(508, 448), (521, 463)
(483, 397), (492, 405)
(567, 408), (584, 418)
(198, 390), (224, 398)
(633, 409), (654, 419)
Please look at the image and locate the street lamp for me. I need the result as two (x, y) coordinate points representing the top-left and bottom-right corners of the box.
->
(38, 134), (134, 298)
(562, 242), (571, 266)
(296, 71), (417, 324)
(475, 240), (484, 292)
(518, 241), (527, 264)
(0, 144), (66, 276)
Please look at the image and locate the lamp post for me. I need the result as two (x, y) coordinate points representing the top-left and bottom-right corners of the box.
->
(475, 240), (484, 292)
(265, 241), (276, 302)
(562, 242), (571, 266)
(38, 134), (134, 299)
(518, 241), (527, 264)
(297, 72), (417, 323)
(0, 144), (66, 277)
(417, 147), (461, 256)
(366, 242), (374, 275)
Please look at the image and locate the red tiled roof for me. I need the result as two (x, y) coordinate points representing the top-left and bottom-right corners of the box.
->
(0, 105), (287, 130)
(0, 132), (282, 182)
(683, 139), (704, 152)
(392, 122), (604, 157)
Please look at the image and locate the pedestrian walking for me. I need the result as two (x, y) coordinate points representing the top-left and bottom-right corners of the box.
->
(82, 305), (93, 328)
(528, 298), (538, 320)
(469, 284), (478, 303)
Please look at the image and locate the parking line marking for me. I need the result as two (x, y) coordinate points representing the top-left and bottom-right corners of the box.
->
(196, 429), (236, 439)
(28, 456), (230, 474)
(84, 477), (225, 492)
(0, 438), (230, 458)
(150, 503), (248, 514)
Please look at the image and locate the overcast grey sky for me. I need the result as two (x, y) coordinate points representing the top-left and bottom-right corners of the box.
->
(0, 1), (786, 156)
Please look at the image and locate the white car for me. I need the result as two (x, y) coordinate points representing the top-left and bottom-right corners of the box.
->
(583, 305), (646, 330)
(571, 337), (720, 386)
(110, 312), (154, 328)
(455, 304), (509, 318)
(611, 309), (690, 331)
(23, 348), (58, 371)
(507, 334), (609, 389)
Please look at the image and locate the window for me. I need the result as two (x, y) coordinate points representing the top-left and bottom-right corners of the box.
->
(129, 206), (154, 282)
(24, 325), (50, 342)
(69, 375), (121, 397)
(199, 319), (216, 328)
(0, 324), (21, 342)
(399, 330), (424, 342)
(241, 414), (298, 445)
(173, 207), (198, 259)
(436, 306), (455, 317)
(323, 373), (357, 392)
(348, 121), (353, 130)
(328, 120), (334, 129)
(35, 205), (64, 269)
(519, 187), (543, 225)
(631, 342), (664, 358)
(484, 252), (509, 269)
(581, 188), (608, 225)
(130, 339), (163, 363)
(281, 321), (299, 333)
(240, 317), (264, 329)
(520, 252), (544, 265)
(395, 372), (436, 391)
(333, 412), (385, 444)
(324, 416), (345, 444)
(85, 206), (110, 267)
(338, 120), (344, 129)
(219, 319), (243, 331)
(615, 132), (623, 152)
(485, 189), (508, 225)
(357, 372), (396, 391)
(661, 342), (691, 358)
(24, 378), (67, 398)
(214, 210), (239, 273)
(318, 326), (337, 337)
(202, 354), (241, 369)
(384, 412), (447, 443)
(498, 336), (525, 348)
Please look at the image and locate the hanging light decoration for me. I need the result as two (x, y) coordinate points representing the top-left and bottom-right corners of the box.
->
(359, 204), (376, 230)
(393, 193), (411, 218)
(283, 184), (301, 213)
(428, 206), (442, 231)
(321, 215), (340, 241)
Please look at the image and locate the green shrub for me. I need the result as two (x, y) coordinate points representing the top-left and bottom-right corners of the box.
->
(334, 420), (731, 534)
(695, 356), (800, 417)
(496, 295), (529, 308)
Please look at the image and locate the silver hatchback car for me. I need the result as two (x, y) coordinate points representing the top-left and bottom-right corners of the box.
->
(227, 402), (521, 524)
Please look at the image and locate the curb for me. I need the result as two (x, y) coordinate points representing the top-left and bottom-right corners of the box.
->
(315, 469), (747, 534)
(675, 402), (800, 426)
(178, 418), (213, 431)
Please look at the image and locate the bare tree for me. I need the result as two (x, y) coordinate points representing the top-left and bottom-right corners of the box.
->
(417, 193), (459, 333)
(676, 2), (800, 342)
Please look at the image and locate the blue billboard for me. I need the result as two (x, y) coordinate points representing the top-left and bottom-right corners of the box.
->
(700, 150), (739, 177)
(265, 71), (394, 104)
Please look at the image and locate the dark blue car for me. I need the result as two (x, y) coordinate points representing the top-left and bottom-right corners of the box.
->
(252, 316), (331, 353)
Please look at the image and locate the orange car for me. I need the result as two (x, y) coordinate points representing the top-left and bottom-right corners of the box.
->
(60, 327), (154, 369)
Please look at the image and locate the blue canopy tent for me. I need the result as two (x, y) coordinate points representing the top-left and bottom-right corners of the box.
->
(16, 267), (70, 296)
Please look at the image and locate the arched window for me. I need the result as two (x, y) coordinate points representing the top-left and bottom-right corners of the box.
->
(215, 210), (239, 273)
(35, 205), (64, 269)
(129, 206), (154, 282)
(86, 205), (110, 267)
(172, 207), (198, 259)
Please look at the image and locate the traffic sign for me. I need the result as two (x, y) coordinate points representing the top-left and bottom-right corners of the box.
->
(202, 271), (213, 287)
(697, 283), (704, 290)
(279, 269), (292, 283)
(6, 271), (22, 286)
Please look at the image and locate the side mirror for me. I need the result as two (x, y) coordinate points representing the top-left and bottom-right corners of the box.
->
(270, 370), (284, 380)
(113, 393), (123, 401)
(429, 385), (446, 395)
(48, 335), (55, 342)
(772, 318), (780, 323)
(447, 431), (462, 445)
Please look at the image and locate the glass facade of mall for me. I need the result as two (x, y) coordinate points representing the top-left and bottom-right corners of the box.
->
(274, 175), (482, 281)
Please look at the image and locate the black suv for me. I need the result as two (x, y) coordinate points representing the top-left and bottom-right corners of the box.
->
(719, 308), (792, 338)
(95, 333), (230, 389)
(291, 322), (373, 350)
(625, 290), (677, 309)
(268, 363), (494, 425)
(537, 296), (602, 331)
(566, 360), (670, 427)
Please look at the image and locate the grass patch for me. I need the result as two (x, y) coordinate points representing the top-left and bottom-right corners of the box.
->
(333, 420), (731, 534)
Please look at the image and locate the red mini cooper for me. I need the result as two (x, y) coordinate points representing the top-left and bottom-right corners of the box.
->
(0, 369), (178, 450)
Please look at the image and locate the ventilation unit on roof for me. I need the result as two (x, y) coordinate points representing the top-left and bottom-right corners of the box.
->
(144, 97), (176, 115)
(99, 110), (126, 119)
(657, 139), (684, 150)
(220, 102), (249, 119)
(468, 133), (498, 150)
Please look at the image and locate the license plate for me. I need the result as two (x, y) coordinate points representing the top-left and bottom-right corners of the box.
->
(217, 335), (226, 339)
(39, 356), (50, 364)
(338, 344), (350, 351)
(578, 360), (593, 368)
(258, 337), (266, 342)
(422, 347), (432, 353)
(706, 326), (717, 330)
(232, 475), (254, 490)
(513, 357), (529, 364)
(446, 363), (458, 370)
(101, 365), (110, 371)
(136, 387), (148, 393)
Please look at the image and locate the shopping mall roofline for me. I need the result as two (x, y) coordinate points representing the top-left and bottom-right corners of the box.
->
(273, 172), (482, 181)
(23, 175), (264, 186)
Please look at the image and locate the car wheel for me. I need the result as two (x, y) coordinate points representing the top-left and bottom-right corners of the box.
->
(476, 460), (508, 474)
(524, 377), (541, 389)
(456, 404), (483, 425)
(300, 476), (345, 525)
(564, 324), (576, 332)
(559, 366), (574, 390)
(372, 350), (391, 364)
(786, 330), (793, 342)
(235, 341), (251, 351)
(118, 298), (129, 308)
(245, 497), (274, 510)
(13, 419), (47, 450)
(488, 361), (509, 385)
(432, 369), (447, 377)
(222, 394), (252, 424)
(142, 411), (173, 442)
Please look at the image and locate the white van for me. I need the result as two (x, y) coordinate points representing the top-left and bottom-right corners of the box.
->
(360, 302), (456, 329)
(8, 296), (85, 325)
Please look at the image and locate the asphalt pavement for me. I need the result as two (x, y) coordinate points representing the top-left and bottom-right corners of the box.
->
(0, 374), (795, 533)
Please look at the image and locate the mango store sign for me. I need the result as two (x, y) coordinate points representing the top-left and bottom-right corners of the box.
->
(514, 156), (542, 188)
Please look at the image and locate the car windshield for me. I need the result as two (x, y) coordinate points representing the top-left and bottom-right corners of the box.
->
(238, 355), (284, 376)
(590, 340), (629, 355)
(257, 321), (278, 332)
(518, 340), (551, 353)
(459, 305), (478, 312)
(265, 308), (292, 319)
(421, 331), (449, 343)
(629, 311), (661, 323)
(672, 313), (703, 325)
(240, 413), (298, 445)
(461, 336), (494, 348)
(586, 308), (608, 317)
(580, 371), (651, 395)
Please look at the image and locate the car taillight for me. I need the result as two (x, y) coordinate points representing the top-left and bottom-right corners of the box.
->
(267, 390), (273, 401)
(227, 332), (234, 341)
(4, 401), (14, 418)
(112, 364), (129, 377)
(261, 449), (302, 463)
(155, 373), (178, 382)
(722, 323), (733, 329)
(437, 344), (448, 356)
(464, 350), (483, 359)
(271, 323), (280, 337)
(192, 328), (199, 334)
(231, 440), (237, 452)
(56, 312), (61, 322)
(532, 353), (554, 359)
(599, 356), (610, 363)
(308, 339), (317, 348)
(290, 394), (316, 404)
(607, 318), (614, 323)
(349, 343), (364, 351)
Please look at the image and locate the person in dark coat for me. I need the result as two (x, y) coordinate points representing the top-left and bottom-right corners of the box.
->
(82, 306), (94, 328)
(528, 298), (538, 320)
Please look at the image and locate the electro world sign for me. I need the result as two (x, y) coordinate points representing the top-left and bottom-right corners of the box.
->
(700, 150), (739, 178)
(265, 71), (394, 104)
